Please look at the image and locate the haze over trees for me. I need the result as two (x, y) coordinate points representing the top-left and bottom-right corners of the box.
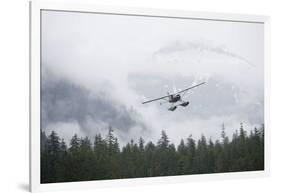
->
(41, 123), (264, 183)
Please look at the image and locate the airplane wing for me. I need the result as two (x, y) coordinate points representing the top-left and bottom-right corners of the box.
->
(142, 82), (206, 104)
(142, 95), (170, 104)
(176, 82), (206, 94)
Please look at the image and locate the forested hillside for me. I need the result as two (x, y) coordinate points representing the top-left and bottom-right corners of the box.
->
(41, 123), (264, 183)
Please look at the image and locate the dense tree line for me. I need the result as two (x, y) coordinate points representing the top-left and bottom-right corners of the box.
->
(41, 124), (264, 183)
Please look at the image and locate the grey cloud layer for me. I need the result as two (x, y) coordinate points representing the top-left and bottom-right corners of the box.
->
(41, 69), (148, 142)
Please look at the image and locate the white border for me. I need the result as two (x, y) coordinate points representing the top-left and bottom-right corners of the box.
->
(30, 1), (270, 192)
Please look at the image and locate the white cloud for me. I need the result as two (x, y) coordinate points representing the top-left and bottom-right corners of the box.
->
(41, 10), (264, 145)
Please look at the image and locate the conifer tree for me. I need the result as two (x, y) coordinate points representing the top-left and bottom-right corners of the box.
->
(41, 124), (265, 183)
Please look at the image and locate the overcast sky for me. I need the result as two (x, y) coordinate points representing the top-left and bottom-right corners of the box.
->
(41, 10), (264, 146)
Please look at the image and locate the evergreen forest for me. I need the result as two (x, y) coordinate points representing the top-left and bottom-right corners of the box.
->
(41, 123), (264, 183)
